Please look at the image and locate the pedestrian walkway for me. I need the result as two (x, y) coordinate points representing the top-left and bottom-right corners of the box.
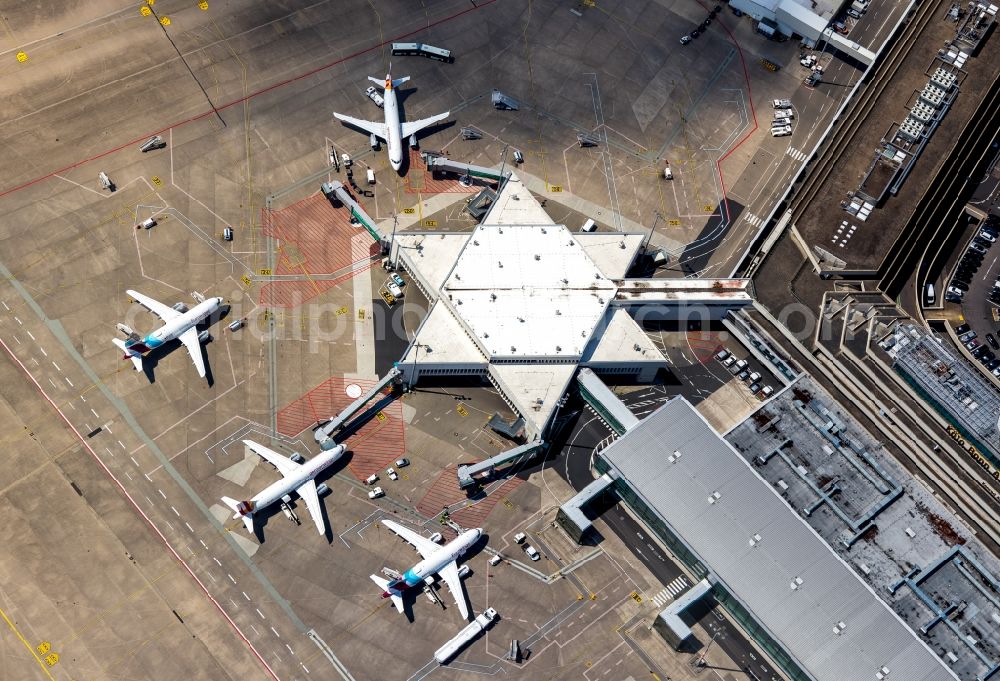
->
(650, 575), (689, 608)
(786, 147), (808, 162)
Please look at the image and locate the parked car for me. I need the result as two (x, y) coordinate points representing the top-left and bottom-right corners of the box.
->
(980, 230), (997, 243)
(368, 486), (385, 499)
(365, 473), (379, 485)
(955, 323), (972, 335)
(489, 554), (503, 566)
(960, 330), (978, 342)
(951, 280), (969, 292)
(970, 242), (987, 254)
(391, 273), (405, 287)
(749, 382), (762, 393)
(680, 34), (692, 45)
(386, 467), (398, 481)
(947, 286), (965, 298)
(513, 532), (526, 544)
(395, 457), (410, 468)
(524, 545), (540, 561)
(715, 349), (730, 361)
(761, 386), (774, 397)
(387, 281), (403, 298)
(748, 372), (762, 383)
(737, 369), (750, 381)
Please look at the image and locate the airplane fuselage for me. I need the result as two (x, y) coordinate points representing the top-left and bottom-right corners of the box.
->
(394, 528), (481, 589)
(237, 444), (346, 516)
(129, 297), (223, 354)
(382, 78), (404, 171)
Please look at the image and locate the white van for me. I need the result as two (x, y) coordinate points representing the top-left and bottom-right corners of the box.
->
(581, 218), (597, 232)
(366, 168), (376, 185)
(771, 126), (792, 137)
(924, 283), (935, 306)
(513, 149), (524, 164)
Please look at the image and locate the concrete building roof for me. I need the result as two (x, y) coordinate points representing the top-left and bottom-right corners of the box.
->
(574, 232), (646, 280)
(582, 308), (664, 365)
(488, 363), (575, 435)
(394, 232), (470, 297)
(600, 397), (958, 681)
(399, 300), (485, 366)
(444, 223), (617, 359)
(481, 174), (554, 226)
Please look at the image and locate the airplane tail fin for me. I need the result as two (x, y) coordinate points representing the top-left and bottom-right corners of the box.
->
(221, 496), (254, 533)
(370, 575), (404, 613)
(112, 338), (144, 372)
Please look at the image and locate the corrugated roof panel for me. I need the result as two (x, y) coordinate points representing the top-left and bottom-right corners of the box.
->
(599, 397), (957, 681)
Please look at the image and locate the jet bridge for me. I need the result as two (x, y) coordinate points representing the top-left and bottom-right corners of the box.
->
(424, 156), (508, 183)
(577, 368), (639, 435)
(456, 441), (544, 489)
(321, 181), (382, 242)
(314, 367), (401, 450)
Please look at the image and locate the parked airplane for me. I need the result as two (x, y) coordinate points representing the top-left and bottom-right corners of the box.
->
(333, 68), (449, 172)
(371, 519), (480, 619)
(113, 290), (222, 378)
(221, 440), (346, 535)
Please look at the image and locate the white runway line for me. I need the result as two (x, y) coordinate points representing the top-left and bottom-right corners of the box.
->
(199, 539), (208, 549)
(65, 377), (73, 387)
(256, 608), (265, 619)
(158, 489), (167, 498)
(118, 440), (126, 450)
(170, 505), (180, 516)
(14, 317), (21, 325)
(242, 591), (251, 601)
(51, 360), (60, 370)
(213, 557), (222, 566)
(130, 456), (140, 467)
(2, 301), (8, 310)
(271, 627), (280, 638)
(38, 346), (47, 356)
(228, 573), (237, 584)
(185, 522), (194, 532)
(26, 330), (34, 340)
(91, 408), (99, 418)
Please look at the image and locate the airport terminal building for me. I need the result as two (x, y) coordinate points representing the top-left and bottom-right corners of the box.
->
(590, 397), (957, 681)
(391, 174), (752, 439)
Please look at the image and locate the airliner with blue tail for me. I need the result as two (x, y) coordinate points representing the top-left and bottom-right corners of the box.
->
(113, 289), (223, 378)
(372, 518), (481, 620)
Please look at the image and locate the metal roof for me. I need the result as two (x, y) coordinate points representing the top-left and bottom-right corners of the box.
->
(599, 397), (958, 681)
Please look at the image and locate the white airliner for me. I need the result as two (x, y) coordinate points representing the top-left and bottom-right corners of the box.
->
(113, 290), (223, 378)
(333, 68), (449, 171)
(371, 519), (481, 619)
(222, 440), (346, 535)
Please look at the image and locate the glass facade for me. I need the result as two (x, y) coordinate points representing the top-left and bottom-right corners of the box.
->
(597, 453), (815, 681)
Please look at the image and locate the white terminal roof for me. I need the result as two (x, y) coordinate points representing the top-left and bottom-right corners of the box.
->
(394, 173), (745, 437)
(445, 223), (616, 359)
(574, 232), (645, 280)
(600, 398), (958, 681)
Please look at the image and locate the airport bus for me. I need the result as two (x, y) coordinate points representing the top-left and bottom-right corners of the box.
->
(391, 42), (453, 62)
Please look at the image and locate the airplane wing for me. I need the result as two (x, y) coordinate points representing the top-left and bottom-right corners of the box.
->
(127, 289), (181, 322)
(333, 112), (388, 140)
(400, 111), (450, 139)
(295, 479), (326, 535)
(381, 518), (439, 559)
(438, 561), (470, 620)
(178, 327), (207, 378)
(243, 439), (302, 477)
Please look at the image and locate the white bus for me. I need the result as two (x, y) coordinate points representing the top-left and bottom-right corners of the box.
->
(391, 42), (453, 62)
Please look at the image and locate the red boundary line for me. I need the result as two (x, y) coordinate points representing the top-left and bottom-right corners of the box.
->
(0, 0), (499, 200)
(0, 338), (281, 681)
(703, 2), (760, 226)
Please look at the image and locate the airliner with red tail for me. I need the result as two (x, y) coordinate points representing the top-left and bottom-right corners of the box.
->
(333, 67), (449, 172)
